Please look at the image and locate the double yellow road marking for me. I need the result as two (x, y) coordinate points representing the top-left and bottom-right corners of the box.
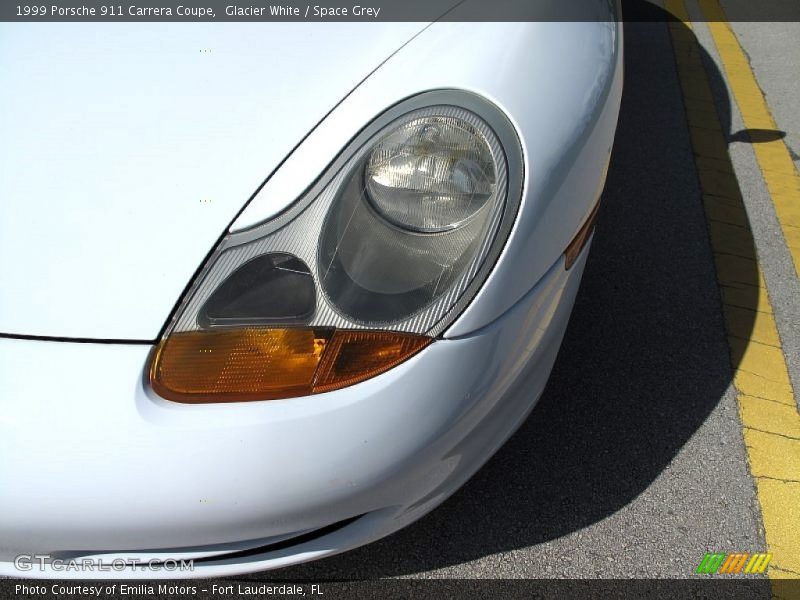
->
(665, 0), (800, 580)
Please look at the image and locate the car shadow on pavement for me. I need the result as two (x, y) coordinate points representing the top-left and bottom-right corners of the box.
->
(262, 6), (760, 579)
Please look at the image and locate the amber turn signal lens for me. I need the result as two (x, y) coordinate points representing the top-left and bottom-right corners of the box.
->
(312, 330), (432, 394)
(149, 328), (431, 404)
(564, 199), (601, 270)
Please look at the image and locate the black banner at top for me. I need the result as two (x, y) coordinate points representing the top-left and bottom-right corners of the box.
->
(2, 0), (800, 22)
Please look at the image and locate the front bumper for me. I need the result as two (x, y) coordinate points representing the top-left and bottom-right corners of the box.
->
(0, 248), (588, 579)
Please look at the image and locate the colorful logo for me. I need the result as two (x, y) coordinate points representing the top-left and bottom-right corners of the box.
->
(696, 552), (772, 575)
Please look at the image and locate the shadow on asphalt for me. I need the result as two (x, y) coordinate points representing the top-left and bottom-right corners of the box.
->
(261, 5), (760, 579)
(730, 128), (786, 144)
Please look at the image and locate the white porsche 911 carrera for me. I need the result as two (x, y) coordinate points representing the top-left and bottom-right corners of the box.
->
(0, 3), (622, 578)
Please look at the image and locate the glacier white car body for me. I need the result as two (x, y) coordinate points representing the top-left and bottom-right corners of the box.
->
(0, 13), (623, 578)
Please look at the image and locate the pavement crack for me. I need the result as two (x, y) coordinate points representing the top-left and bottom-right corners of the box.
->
(704, 194), (745, 207)
(738, 393), (796, 408)
(728, 335), (783, 350)
(712, 250), (758, 261)
(754, 475), (800, 484)
(744, 426), (800, 442)
(735, 368), (791, 386)
(709, 217), (748, 230)
(724, 305), (774, 317)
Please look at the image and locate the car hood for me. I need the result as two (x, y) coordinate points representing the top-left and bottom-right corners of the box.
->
(0, 22), (425, 340)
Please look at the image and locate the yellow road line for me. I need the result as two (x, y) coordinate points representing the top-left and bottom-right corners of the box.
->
(700, 0), (800, 278)
(665, 0), (800, 581)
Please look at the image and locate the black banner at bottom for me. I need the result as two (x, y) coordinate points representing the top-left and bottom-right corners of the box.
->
(4, 579), (799, 600)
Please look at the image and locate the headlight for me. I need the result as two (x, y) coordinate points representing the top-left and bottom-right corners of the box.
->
(150, 91), (523, 404)
(364, 115), (497, 233)
(319, 107), (506, 325)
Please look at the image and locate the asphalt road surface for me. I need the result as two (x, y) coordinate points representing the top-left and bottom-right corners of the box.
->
(241, 1), (799, 583)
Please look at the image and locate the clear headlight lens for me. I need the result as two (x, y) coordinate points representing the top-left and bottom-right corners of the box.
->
(364, 116), (497, 233)
(150, 93), (522, 404)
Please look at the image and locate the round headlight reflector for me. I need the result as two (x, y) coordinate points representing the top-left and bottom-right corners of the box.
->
(365, 116), (497, 233)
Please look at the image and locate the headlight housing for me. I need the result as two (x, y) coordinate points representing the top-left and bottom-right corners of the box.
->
(150, 91), (523, 403)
